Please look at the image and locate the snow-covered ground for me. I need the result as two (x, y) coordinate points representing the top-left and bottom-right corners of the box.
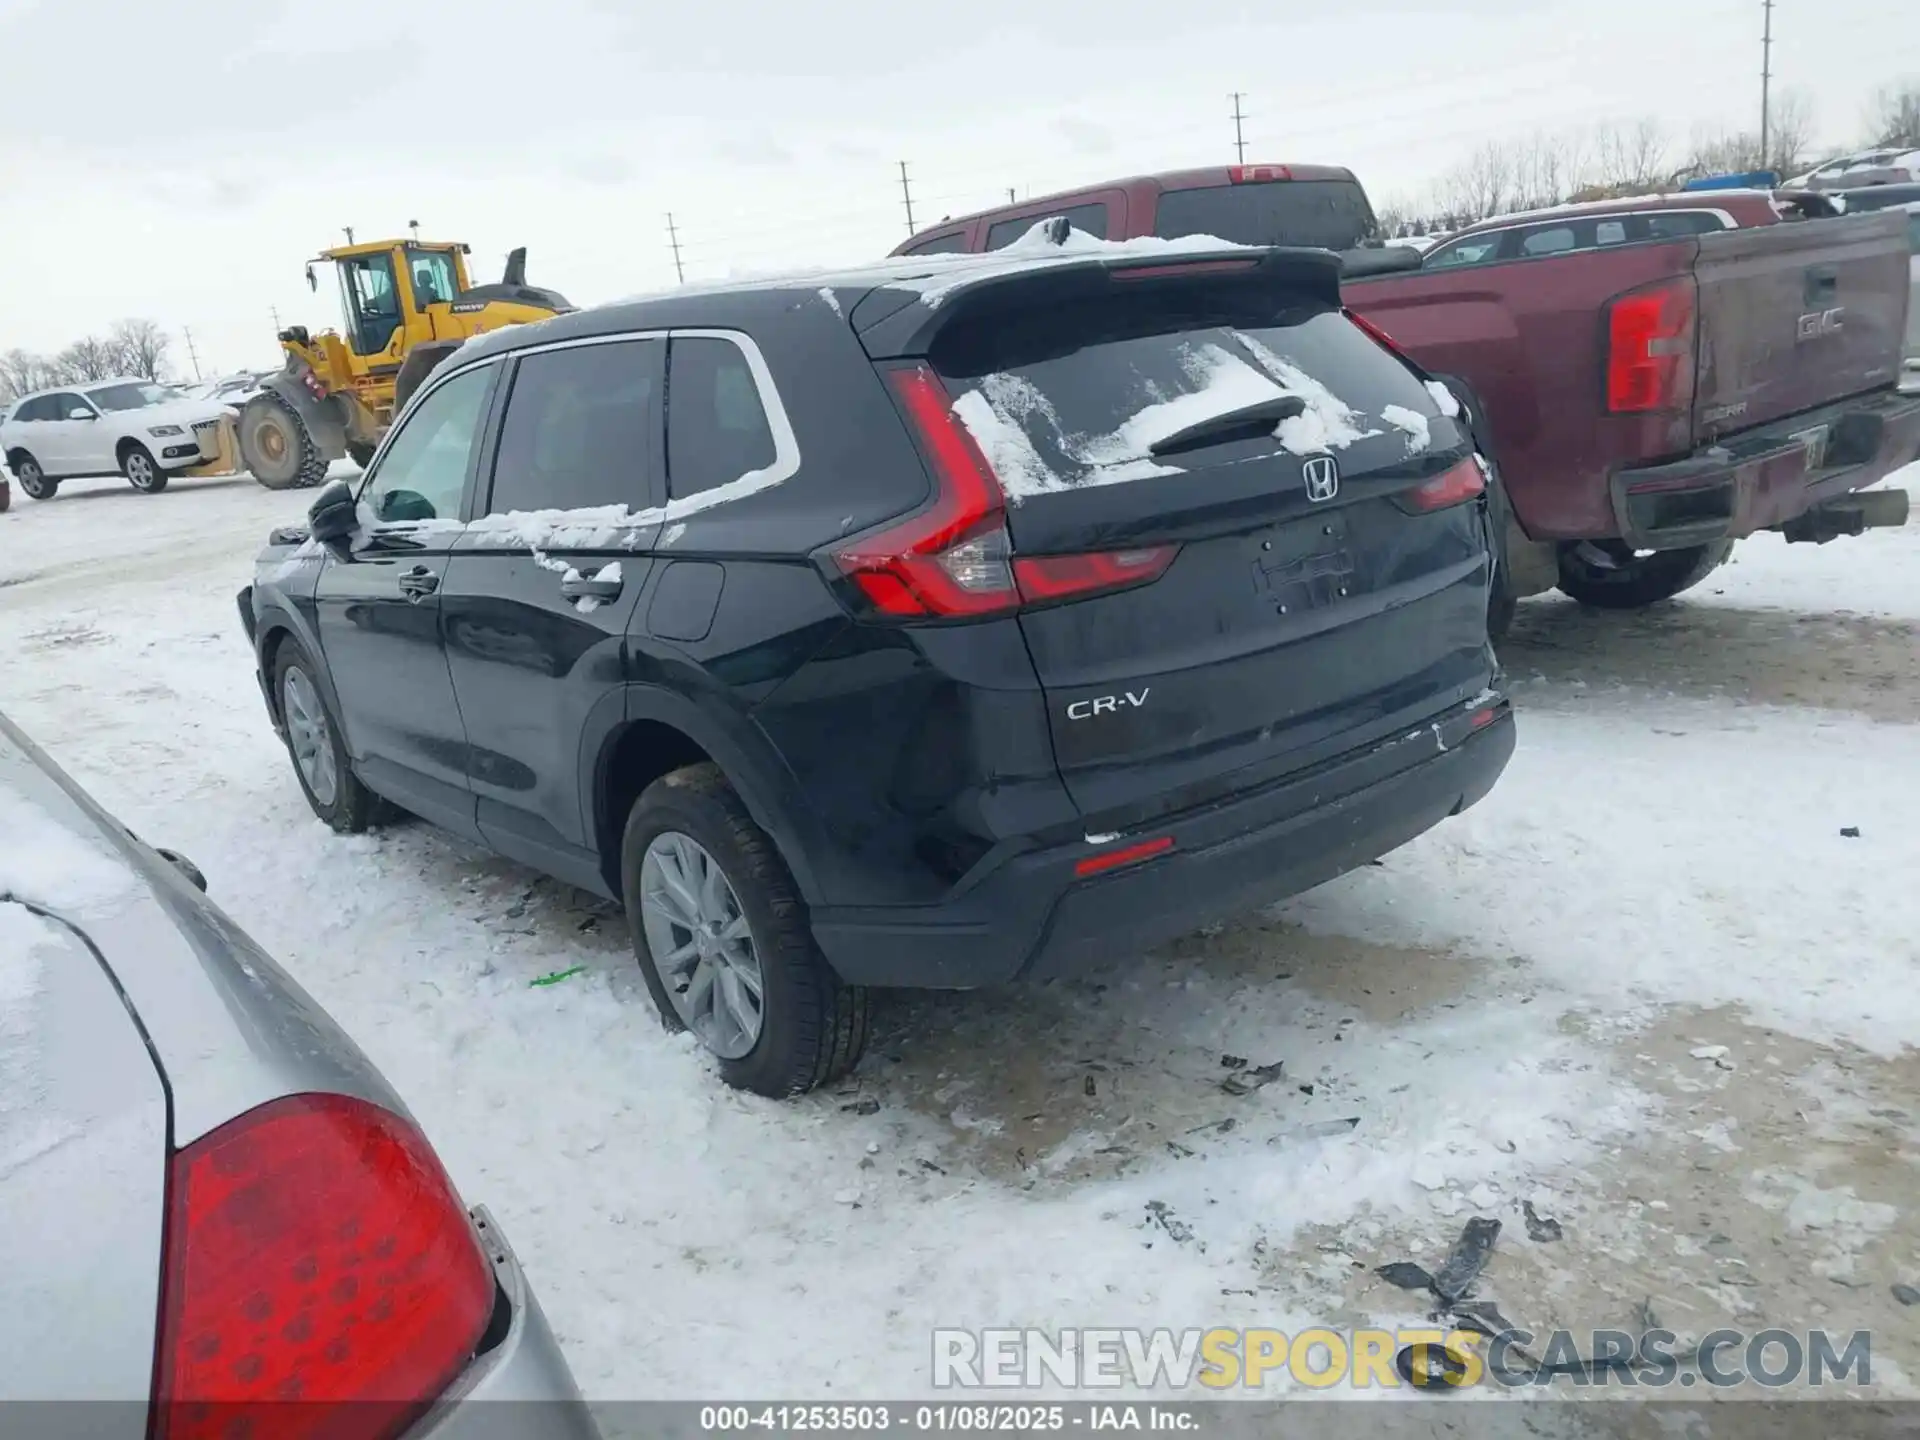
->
(1, 467), (1917, 1403)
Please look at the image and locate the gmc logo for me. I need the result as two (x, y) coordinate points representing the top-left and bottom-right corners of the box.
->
(1796, 308), (1845, 342)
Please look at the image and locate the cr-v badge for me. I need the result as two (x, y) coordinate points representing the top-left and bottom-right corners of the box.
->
(1302, 454), (1339, 503)
(1067, 689), (1149, 721)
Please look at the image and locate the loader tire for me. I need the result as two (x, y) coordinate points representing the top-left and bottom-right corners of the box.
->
(241, 392), (328, 491)
(392, 342), (462, 415)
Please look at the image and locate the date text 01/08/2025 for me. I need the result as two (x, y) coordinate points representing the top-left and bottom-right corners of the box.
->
(699, 1404), (1197, 1432)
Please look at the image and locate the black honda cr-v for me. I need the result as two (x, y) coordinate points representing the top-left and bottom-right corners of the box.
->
(240, 227), (1515, 1097)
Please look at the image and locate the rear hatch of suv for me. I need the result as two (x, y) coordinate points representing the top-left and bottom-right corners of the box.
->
(848, 250), (1496, 825)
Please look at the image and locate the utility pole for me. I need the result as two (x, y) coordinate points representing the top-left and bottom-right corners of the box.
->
(1760, 0), (1774, 170)
(182, 328), (203, 382)
(1230, 92), (1248, 164)
(270, 306), (283, 334)
(665, 213), (686, 285)
(1007, 187), (1017, 204)
(408, 218), (420, 244)
(898, 161), (917, 235)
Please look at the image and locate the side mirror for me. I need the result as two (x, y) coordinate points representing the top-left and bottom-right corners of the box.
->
(308, 478), (359, 555)
(69, 410), (97, 421)
(154, 848), (208, 893)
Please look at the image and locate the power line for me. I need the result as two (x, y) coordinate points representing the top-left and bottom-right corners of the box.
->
(666, 212), (686, 284)
(898, 160), (917, 235)
(1760, 0), (1775, 165)
(1230, 92), (1248, 164)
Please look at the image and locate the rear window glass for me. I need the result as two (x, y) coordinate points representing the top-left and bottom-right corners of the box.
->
(1152, 181), (1376, 251)
(1519, 226), (1576, 256)
(666, 336), (777, 500)
(488, 339), (663, 514)
(1426, 234), (1502, 269)
(933, 290), (1446, 500)
(986, 203), (1110, 250)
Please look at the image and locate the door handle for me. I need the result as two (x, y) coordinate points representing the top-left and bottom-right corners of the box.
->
(560, 568), (623, 601)
(398, 565), (439, 600)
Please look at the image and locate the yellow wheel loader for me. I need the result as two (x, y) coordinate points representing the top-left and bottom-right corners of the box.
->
(239, 239), (571, 489)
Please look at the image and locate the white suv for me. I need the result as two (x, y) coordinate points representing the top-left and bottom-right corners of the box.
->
(1, 377), (235, 500)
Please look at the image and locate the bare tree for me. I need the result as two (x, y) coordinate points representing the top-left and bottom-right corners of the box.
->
(55, 335), (122, 383)
(0, 349), (65, 405)
(1683, 90), (1815, 181)
(1592, 117), (1669, 192)
(1437, 140), (1519, 223)
(1867, 81), (1920, 147)
(109, 319), (172, 381)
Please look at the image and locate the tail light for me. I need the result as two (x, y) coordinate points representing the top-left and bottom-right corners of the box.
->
(1228, 165), (1294, 183)
(152, 1094), (495, 1440)
(1345, 308), (1409, 363)
(1398, 456), (1486, 512)
(829, 365), (1179, 618)
(1605, 276), (1696, 414)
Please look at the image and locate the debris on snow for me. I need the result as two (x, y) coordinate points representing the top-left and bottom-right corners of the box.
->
(1144, 1200), (1197, 1246)
(1892, 1283), (1919, 1306)
(1219, 1054), (1249, 1071)
(1523, 1199), (1564, 1242)
(840, 1097), (881, 1116)
(1375, 1261), (1435, 1291)
(1690, 1045), (1731, 1061)
(1219, 1059), (1285, 1097)
(528, 966), (586, 987)
(1268, 1117), (1361, 1146)
(1841, 826), (1861, 838)
(1431, 1216), (1501, 1302)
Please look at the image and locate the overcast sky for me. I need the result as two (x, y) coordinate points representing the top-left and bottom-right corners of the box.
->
(0, 0), (1909, 377)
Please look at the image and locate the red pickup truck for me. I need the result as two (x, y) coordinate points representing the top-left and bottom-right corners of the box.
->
(898, 168), (1920, 626)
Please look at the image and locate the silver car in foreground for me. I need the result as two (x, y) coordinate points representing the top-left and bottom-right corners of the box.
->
(0, 710), (597, 1439)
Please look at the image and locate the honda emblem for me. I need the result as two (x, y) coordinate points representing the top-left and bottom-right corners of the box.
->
(1302, 454), (1340, 503)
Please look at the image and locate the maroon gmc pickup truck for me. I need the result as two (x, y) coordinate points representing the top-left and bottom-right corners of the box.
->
(899, 167), (1920, 627)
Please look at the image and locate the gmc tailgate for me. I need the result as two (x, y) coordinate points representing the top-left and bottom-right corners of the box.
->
(1693, 210), (1911, 441)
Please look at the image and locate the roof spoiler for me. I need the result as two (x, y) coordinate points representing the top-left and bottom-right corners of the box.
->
(852, 245), (1345, 358)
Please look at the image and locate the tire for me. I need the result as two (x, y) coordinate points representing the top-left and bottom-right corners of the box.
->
(347, 440), (378, 470)
(1556, 539), (1733, 610)
(122, 443), (168, 493)
(9, 452), (57, 501)
(272, 642), (379, 833)
(240, 392), (328, 490)
(621, 763), (868, 1098)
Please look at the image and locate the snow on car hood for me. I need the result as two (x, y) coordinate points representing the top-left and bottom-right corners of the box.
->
(128, 399), (232, 429)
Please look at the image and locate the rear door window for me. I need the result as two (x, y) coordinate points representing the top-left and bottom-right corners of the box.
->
(487, 339), (664, 514)
(1645, 210), (1728, 238)
(665, 336), (777, 500)
(1423, 233), (1503, 269)
(1518, 225), (1578, 256)
(986, 203), (1110, 250)
(1152, 181), (1376, 251)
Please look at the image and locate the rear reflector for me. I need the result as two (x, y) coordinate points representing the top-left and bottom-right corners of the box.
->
(1014, 546), (1179, 602)
(1470, 706), (1500, 730)
(1075, 836), (1175, 877)
(1605, 276), (1697, 414)
(829, 365), (1181, 618)
(152, 1094), (494, 1440)
(1228, 165), (1294, 183)
(1399, 457), (1486, 512)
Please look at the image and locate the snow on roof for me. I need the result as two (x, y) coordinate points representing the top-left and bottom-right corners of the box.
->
(0, 784), (135, 916)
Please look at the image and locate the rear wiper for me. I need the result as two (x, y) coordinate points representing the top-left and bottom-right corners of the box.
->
(1148, 395), (1307, 458)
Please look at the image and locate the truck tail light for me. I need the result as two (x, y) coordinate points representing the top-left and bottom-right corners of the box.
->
(1605, 276), (1697, 414)
(1228, 165), (1295, 183)
(828, 365), (1180, 618)
(151, 1094), (495, 1440)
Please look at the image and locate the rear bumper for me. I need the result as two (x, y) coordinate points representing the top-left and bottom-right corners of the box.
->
(812, 696), (1515, 989)
(408, 1206), (600, 1439)
(1609, 387), (1920, 550)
